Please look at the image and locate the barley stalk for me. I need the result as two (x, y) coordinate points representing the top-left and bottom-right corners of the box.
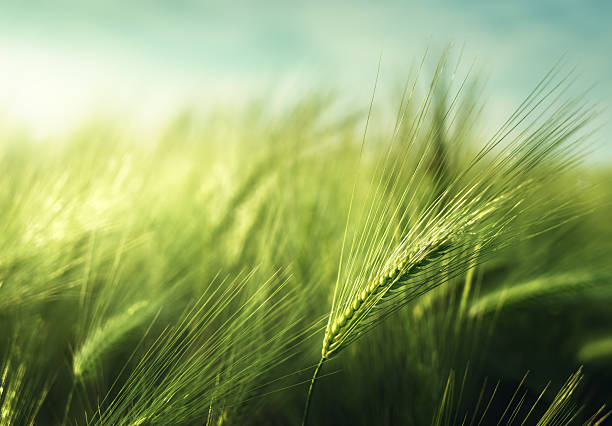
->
(302, 60), (594, 424)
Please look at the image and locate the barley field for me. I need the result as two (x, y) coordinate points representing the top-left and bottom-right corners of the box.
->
(1, 54), (611, 425)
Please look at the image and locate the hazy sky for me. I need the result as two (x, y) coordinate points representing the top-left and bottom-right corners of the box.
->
(0, 0), (610, 154)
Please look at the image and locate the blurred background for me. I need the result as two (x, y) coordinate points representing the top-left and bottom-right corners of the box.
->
(1, 2), (611, 424)
(0, 0), (611, 158)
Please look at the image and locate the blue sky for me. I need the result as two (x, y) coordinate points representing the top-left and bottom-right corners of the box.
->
(0, 0), (610, 155)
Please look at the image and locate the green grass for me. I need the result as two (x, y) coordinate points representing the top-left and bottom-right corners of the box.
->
(0, 53), (611, 425)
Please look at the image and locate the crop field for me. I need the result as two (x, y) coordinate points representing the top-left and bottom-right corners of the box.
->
(1, 55), (611, 425)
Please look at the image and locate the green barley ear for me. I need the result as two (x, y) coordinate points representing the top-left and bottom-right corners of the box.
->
(0, 324), (53, 426)
(325, 67), (593, 359)
(302, 55), (596, 424)
(537, 368), (586, 426)
(577, 336), (612, 364)
(432, 368), (608, 426)
(72, 300), (155, 381)
(468, 271), (611, 317)
(92, 270), (306, 426)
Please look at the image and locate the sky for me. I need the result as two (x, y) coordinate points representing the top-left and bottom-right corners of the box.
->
(0, 0), (610, 156)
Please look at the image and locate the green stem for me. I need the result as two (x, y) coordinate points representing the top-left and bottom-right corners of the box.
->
(301, 357), (325, 426)
(62, 381), (75, 426)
